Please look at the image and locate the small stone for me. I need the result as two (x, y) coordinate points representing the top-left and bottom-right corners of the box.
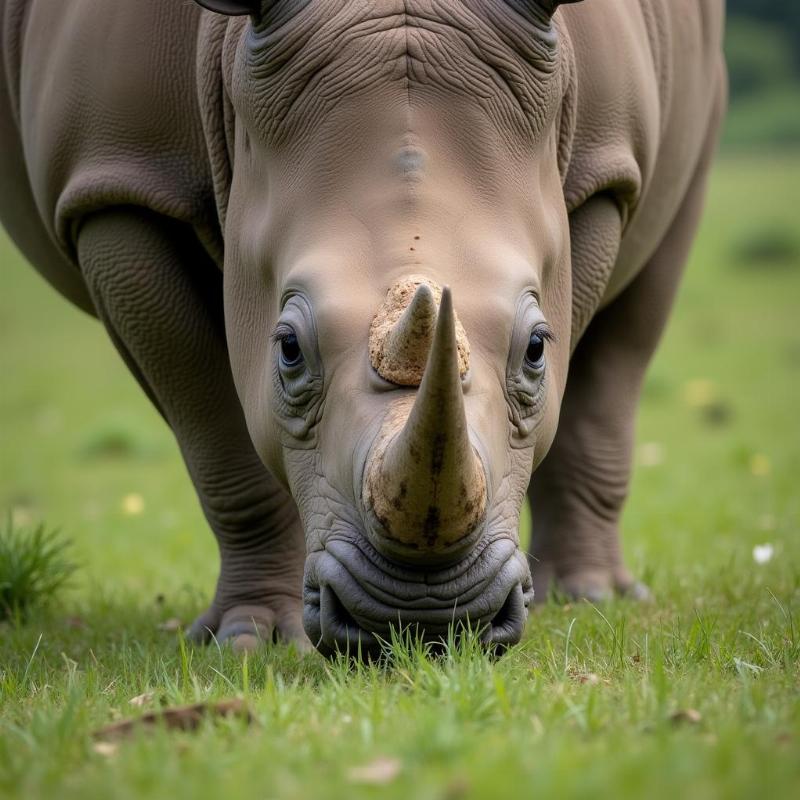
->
(157, 618), (182, 633)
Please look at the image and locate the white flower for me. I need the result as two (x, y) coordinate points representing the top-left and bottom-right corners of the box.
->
(752, 543), (774, 565)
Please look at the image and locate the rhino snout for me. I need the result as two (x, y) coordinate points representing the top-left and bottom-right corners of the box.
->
(303, 536), (533, 658)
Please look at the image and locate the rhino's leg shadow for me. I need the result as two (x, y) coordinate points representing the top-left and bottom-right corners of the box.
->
(77, 208), (309, 652)
(527, 77), (725, 604)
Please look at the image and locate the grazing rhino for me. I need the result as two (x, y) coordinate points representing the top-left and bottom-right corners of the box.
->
(0, 0), (726, 656)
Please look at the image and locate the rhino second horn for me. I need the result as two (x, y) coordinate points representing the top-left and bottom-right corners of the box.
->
(365, 287), (487, 554)
(378, 283), (439, 386)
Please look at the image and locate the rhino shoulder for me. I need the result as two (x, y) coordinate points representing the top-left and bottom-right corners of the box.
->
(561, 0), (725, 302)
(14, 0), (220, 264)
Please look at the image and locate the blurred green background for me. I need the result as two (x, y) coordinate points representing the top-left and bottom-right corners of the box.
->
(725, 0), (800, 149)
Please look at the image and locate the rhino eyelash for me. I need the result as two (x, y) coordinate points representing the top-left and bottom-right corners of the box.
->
(534, 324), (556, 344)
(270, 323), (296, 343)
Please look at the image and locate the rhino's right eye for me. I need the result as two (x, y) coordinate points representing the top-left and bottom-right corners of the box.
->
(279, 332), (303, 368)
(271, 294), (323, 432)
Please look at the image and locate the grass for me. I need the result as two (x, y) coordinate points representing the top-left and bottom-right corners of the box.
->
(1, 152), (799, 798)
(0, 521), (75, 621)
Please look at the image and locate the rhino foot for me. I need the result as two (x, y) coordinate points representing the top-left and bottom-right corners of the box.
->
(188, 601), (313, 654)
(533, 564), (652, 605)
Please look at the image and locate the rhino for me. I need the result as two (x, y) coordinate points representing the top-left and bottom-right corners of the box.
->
(0, 0), (726, 656)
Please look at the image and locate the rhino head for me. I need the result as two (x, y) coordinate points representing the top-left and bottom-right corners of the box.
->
(195, 0), (581, 656)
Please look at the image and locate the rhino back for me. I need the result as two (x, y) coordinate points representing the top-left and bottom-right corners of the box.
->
(1, 0), (220, 278)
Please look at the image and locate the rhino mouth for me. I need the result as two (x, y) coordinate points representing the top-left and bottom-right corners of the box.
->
(303, 534), (533, 658)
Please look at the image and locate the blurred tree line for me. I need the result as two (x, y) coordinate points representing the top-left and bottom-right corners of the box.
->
(724, 0), (800, 148)
(727, 0), (799, 99)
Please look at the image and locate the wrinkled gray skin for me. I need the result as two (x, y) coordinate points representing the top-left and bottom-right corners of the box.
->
(0, 0), (726, 656)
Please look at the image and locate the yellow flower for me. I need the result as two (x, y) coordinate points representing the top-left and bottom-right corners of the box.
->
(121, 493), (145, 515)
(749, 454), (771, 477)
(683, 378), (716, 408)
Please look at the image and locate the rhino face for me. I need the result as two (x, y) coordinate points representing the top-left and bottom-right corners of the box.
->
(205, 0), (577, 656)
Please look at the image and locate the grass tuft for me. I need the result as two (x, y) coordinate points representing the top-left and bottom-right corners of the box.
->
(0, 519), (77, 621)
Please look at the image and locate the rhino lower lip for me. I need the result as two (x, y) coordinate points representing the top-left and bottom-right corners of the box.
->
(302, 535), (532, 657)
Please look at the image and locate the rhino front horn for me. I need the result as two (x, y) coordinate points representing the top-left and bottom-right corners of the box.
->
(364, 287), (487, 558)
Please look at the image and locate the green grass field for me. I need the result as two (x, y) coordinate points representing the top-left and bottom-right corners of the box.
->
(1, 154), (799, 799)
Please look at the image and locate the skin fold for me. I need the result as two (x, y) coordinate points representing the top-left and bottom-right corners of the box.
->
(0, 0), (727, 656)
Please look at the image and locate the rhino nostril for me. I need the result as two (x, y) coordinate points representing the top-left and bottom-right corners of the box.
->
(487, 583), (527, 647)
(320, 584), (358, 633)
(319, 584), (379, 658)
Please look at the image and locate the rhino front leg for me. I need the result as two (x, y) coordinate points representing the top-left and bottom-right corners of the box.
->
(77, 208), (308, 651)
(528, 104), (722, 603)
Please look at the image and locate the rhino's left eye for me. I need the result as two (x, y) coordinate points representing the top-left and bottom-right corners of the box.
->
(525, 330), (546, 371)
(506, 295), (554, 432)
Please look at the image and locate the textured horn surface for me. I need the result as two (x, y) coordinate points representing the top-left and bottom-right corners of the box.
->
(364, 288), (487, 553)
(369, 276), (469, 386)
(378, 283), (438, 387)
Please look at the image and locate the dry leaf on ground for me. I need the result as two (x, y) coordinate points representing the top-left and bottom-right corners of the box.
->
(669, 708), (702, 725)
(93, 699), (253, 742)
